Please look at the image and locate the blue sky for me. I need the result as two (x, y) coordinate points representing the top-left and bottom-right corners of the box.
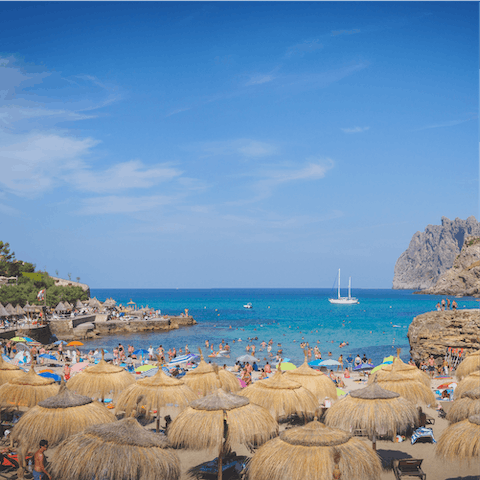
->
(0, 2), (477, 288)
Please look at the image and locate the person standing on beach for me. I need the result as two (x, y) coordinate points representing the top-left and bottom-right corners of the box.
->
(452, 300), (457, 311)
(447, 298), (451, 310)
(337, 355), (343, 371)
(354, 354), (361, 367)
(33, 440), (51, 480)
(428, 356), (436, 378)
(441, 299), (446, 311)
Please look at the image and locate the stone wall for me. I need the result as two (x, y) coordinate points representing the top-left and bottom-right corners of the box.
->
(408, 309), (480, 364)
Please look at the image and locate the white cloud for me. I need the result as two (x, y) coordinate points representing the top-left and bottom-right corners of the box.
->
(0, 131), (99, 197)
(341, 126), (370, 134)
(72, 160), (183, 194)
(416, 117), (476, 131)
(77, 194), (176, 215)
(229, 158), (334, 205)
(244, 74), (276, 86)
(285, 39), (323, 58)
(196, 139), (278, 158)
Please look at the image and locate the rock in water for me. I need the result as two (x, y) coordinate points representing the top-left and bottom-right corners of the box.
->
(408, 310), (480, 363)
(393, 216), (480, 290)
(420, 236), (480, 296)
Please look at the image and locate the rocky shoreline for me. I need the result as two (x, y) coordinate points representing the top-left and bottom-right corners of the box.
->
(49, 314), (197, 341)
(408, 309), (480, 364)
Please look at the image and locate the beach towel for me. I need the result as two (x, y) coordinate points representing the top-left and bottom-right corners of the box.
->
(411, 427), (436, 444)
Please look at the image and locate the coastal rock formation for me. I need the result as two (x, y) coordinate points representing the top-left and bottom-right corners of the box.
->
(393, 216), (480, 290)
(408, 310), (480, 364)
(50, 276), (90, 295)
(419, 236), (480, 296)
(49, 314), (197, 341)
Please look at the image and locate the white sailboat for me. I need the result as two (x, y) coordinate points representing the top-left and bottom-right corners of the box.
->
(328, 269), (359, 305)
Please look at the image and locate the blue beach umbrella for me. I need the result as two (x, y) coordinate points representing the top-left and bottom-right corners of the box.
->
(308, 359), (324, 367)
(53, 340), (68, 345)
(39, 353), (57, 361)
(317, 359), (341, 367)
(167, 353), (199, 366)
(22, 337), (34, 343)
(38, 372), (61, 382)
(133, 349), (150, 356)
(353, 363), (375, 371)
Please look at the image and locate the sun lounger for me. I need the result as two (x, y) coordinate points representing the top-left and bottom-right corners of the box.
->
(393, 459), (426, 480)
(425, 414), (435, 425)
(411, 428), (436, 444)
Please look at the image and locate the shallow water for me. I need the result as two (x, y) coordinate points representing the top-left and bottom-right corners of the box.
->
(83, 288), (478, 367)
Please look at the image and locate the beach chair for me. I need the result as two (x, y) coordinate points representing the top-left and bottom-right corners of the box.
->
(393, 459), (426, 480)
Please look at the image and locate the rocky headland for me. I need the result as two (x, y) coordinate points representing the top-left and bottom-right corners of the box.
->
(418, 236), (480, 296)
(49, 314), (197, 341)
(408, 309), (480, 364)
(393, 216), (480, 290)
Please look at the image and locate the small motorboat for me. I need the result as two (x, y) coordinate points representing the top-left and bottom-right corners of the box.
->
(243, 303), (253, 309)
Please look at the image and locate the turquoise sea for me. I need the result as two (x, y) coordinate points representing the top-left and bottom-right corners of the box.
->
(84, 289), (479, 367)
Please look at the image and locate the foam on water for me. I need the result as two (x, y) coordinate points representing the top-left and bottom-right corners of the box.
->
(82, 288), (478, 367)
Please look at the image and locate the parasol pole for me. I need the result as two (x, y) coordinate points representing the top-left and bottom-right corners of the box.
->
(218, 409), (227, 480)
(155, 355), (162, 433)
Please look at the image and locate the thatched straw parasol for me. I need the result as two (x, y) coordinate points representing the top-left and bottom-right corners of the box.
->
(436, 414), (480, 462)
(169, 389), (278, 480)
(0, 351), (23, 386)
(51, 416), (180, 480)
(446, 388), (480, 424)
(183, 349), (239, 396)
(285, 352), (337, 403)
(454, 370), (480, 399)
(67, 350), (135, 402)
(0, 364), (59, 409)
(370, 349), (430, 387)
(238, 369), (318, 422)
(115, 361), (198, 428)
(248, 419), (382, 480)
(324, 381), (418, 446)
(14, 304), (25, 316)
(55, 302), (66, 313)
(75, 299), (84, 309)
(0, 304), (9, 318)
(5, 303), (15, 316)
(10, 381), (115, 465)
(376, 372), (436, 406)
(456, 350), (480, 381)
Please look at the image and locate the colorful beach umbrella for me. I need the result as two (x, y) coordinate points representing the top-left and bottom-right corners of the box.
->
(39, 354), (57, 361)
(135, 364), (156, 373)
(38, 372), (62, 382)
(67, 341), (83, 346)
(11, 337), (26, 342)
(278, 362), (297, 371)
(133, 349), (150, 356)
(70, 362), (89, 374)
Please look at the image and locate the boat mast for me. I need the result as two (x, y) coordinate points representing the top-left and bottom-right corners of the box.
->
(348, 277), (352, 300)
(338, 269), (341, 299)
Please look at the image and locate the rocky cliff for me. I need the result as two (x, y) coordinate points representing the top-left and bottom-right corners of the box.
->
(418, 236), (480, 296)
(408, 310), (480, 364)
(393, 216), (480, 290)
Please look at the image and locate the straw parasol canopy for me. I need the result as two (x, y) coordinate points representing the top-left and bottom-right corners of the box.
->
(183, 349), (239, 396)
(51, 416), (180, 480)
(0, 364), (59, 409)
(75, 299), (84, 309)
(0, 352), (23, 386)
(169, 389), (278, 480)
(324, 381), (418, 438)
(454, 371), (480, 399)
(369, 350), (430, 387)
(168, 388), (278, 451)
(376, 372), (436, 406)
(248, 419), (382, 480)
(115, 363), (198, 422)
(14, 304), (25, 316)
(285, 352), (337, 403)
(456, 350), (480, 381)
(67, 350), (135, 401)
(436, 414), (480, 462)
(10, 380), (115, 455)
(238, 369), (319, 422)
(0, 304), (8, 318)
(5, 303), (15, 316)
(55, 302), (66, 313)
(446, 388), (480, 424)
